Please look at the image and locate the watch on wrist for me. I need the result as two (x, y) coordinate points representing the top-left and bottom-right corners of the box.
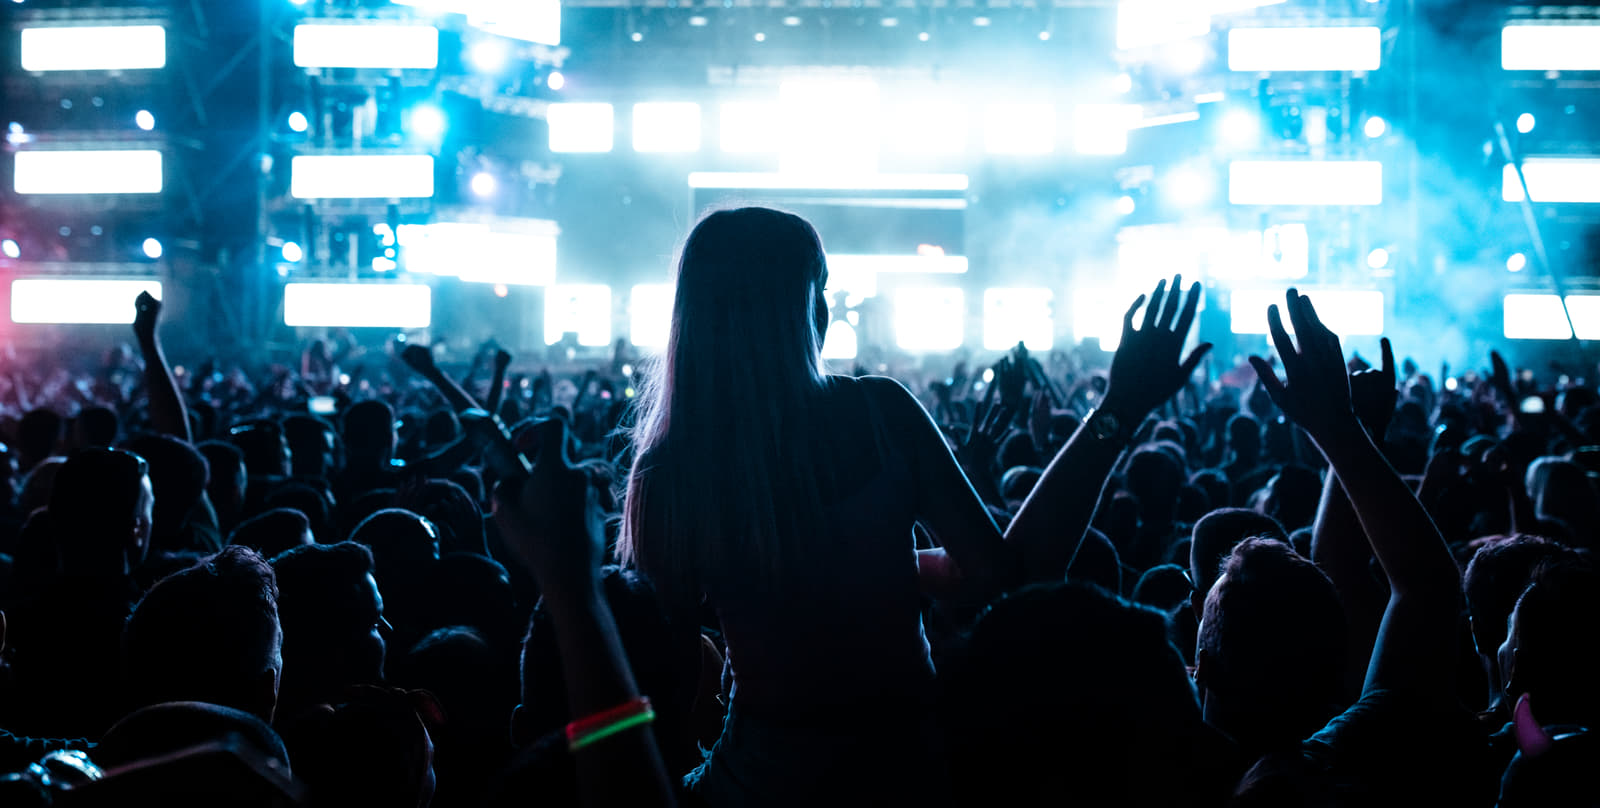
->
(1083, 407), (1129, 443)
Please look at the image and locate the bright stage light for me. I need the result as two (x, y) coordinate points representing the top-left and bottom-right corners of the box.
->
(293, 24), (440, 69)
(547, 71), (566, 91)
(1503, 158), (1600, 203)
(984, 288), (1054, 351)
(409, 105), (446, 140)
(468, 39), (511, 73)
(135, 110), (155, 131)
(399, 222), (556, 286)
(1167, 166), (1215, 208)
(21, 25), (166, 71)
(470, 171), (498, 198)
(1165, 39), (1209, 74)
(1072, 287), (1129, 351)
(1073, 104), (1142, 155)
(1507, 252), (1527, 273)
(284, 283), (432, 328)
(632, 102), (702, 153)
(1517, 113), (1536, 134)
(777, 79), (881, 175)
(882, 100), (968, 155)
(1502, 24), (1600, 71)
(1116, 2), (1209, 50)
(281, 241), (303, 263)
(290, 154), (435, 199)
(1363, 115), (1387, 139)
(1503, 294), (1600, 340)
(719, 102), (782, 153)
(1, 240), (18, 259)
(822, 321), (859, 360)
(1229, 160), (1383, 206)
(1116, 195), (1136, 215)
(754, 32), (766, 42)
(1113, 73), (1134, 94)
(11, 279), (162, 325)
(1230, 288), (1384, 336)
(1220, 110), (1261, 149)
(984, 103), (1056, 155)
(1227, 26), (1382, 72)
(288, 111), (309, 133)
(545, 284), (612, 346)
(14, 150), (163, 194)
(629, 283), (674, 349)
(894, 288), (965, 351)
(828, 254), (969, 274)
(548, 103), (614, 153)
(1366, 247), (1389, 269)
(142, 238), (163, 259)
(687, 172), (969, 192)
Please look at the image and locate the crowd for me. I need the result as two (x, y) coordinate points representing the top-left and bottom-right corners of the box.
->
(0, 205), (1597, 806)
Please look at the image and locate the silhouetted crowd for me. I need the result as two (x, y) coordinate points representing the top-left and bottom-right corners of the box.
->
(0, 209), (1597, 807)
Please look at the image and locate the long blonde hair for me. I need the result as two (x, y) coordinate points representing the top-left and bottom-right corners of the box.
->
(618, 208), (831, 605)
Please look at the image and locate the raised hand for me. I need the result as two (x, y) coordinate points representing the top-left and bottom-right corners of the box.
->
(1350, 336), (1398, 440)
(492, 418), (606, 600)
(1247, 289), (1359, 444)
(400, 343), (438, 375)
(132, 291), (161, 344)
(1102, 276), (1212, 418)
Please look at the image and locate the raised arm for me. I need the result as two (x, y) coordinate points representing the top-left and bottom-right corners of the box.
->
(1250, 290), (1461, 697)
(399, 343), (482, 413)
(132, 291), (191, 443)
(1005, 277), (1211, 583)
(485, 348), (513, 415)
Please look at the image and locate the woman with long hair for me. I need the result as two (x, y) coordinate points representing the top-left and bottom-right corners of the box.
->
(620, 207), (1208, 804)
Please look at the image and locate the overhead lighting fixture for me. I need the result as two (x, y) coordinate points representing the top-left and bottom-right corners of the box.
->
(293, 23), (440, 69)
(1503, 294), (1600, 340)
(14, 150), (164, 194)
(1507, 252), (1527, 273)
(11, 279), (163, 324)
(1227, 26), (1382, 72)
(135, 110), (156, 131)
(20, 25), (166, 71)
(1502, 24), (1600, 71)
(881, 99), (969, 155)
(547, 103), (615, 153)
(289, 154), (435, 199)
(284, 283), (432, 328)
(1229, 160), (1384, 205)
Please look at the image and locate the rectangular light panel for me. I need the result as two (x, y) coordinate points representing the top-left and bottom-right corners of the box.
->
(1229, 160), (1383, 206)
(827, 254), (969, 274)
(1072, 287), (1131, 351)
(632, 103), (702, 153)
(687, 172), (969, 191)
(1502, 24), (1600, 71)
(1074, 104), (1144, 155)
(392, 0), (560, 45)
(984, 103), (1056, 155)
(894, 288), (965, 351)
(14, 150), (163, 195)
(293, 24), (440, 69)
(284, 283), (431, 328)
(1228, 26), (1382, 72)
(777, 79), (881, 175)
(548, 103), (615, 153)
(545, 284), (612, 347)
(984, 288), (1054, 351)
(720, 102), (783, 154)
(11, 279), (161, 324)
(1503, 158), (1600, 203)
(1230, 288), (1384, 336)
(20, 25), (166, 71)
(629, 283), (675, 349)
(399, 223), (556, 286)
(882, 100), (969, 155)
(1502, 294), (1600, 340)
(290, 154), (434, 199)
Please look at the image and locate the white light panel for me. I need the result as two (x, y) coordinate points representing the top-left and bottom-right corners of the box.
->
(290, 155), (434, 199)
(629, 283), (675, 349)
(545, 284), (613, 346)
(882, 100), (969, 155)
(687, 172), (969, 191)
(398, 223), (556, 286)
(393, 0), (560, 45)
(822, 320), (859, 360)
(1502, 24), (1600, 71)
(894, 288), (964, 351)
(719, 102), (783, 154)
(11, 279), (161, 325)
(547, 103), (615, 153)
(1502, 294), (1600, 340)
(20, 25), (167, 71)
(14, 150), (164, 195)
(1118, 223), (1309, 282)
(984, 288), (1054, 351)
(777, 79), (881, 175)
(1072, 287), (1131, 351)
(1503, 158), (1600, 204)
(284, 283), (432, 328)
(1227, 26), (1382, 72)
(1230, 288), (1384, 336)
(827, 254), (969, 274)
(293, 24), (440, 69)
(632, 103), (702, 153)
(1229, 160), (1383, 206)
(1074, 103), (1143, 155)
(1116, 1), (1211, 49)
(984, 103), (1056, 155)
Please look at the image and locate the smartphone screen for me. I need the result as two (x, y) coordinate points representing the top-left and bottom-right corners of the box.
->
(1520, 396), (1546, 415)
(309, 396), (337, 415)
